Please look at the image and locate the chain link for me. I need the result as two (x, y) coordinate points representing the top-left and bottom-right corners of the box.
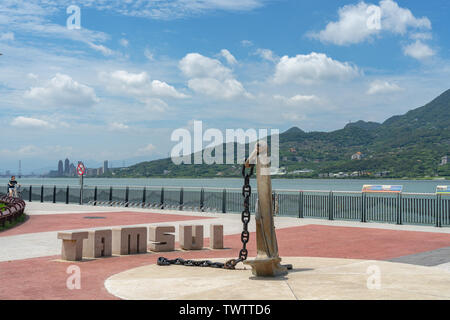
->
(157, 160), (255, 270)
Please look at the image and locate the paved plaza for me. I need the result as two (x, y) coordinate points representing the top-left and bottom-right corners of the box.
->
(1, 202), (450, 300)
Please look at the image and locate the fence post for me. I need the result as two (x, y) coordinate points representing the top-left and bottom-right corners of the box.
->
(179, 188), (184, 210)
(52, 185), (56, 203)
(40, 185), (44, 203)
(396, 193), (403, 225)
(142, 187), (146, 206)
(66, 186), (69, 204)
(94, 186), (97, 205)
(298, 191), (304, 218)
(436, 194), (442, 228)
(222, 189), (227, 213)
(328, 191), (334, 221)
(109, 186), (113, 202)
(200, 188), (205, 212)
(125, 186), (129, 207)
(361, 192), (367, 223)
(160, 187), (164, 209)
(29, 185), (32, 202)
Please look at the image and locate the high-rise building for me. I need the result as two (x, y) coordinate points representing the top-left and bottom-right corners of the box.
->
(69, 163), (76, 176)
(103, 160), (109, 174)
(58, 160), (64, 175)
(64, 158), (70, 174)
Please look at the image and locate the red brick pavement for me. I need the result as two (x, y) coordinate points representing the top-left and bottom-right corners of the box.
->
(2, 224), (450, 300)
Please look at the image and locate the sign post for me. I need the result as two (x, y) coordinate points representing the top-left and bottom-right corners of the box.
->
(77, 162), (86, 205)
(436, 186), (450, 195)
(362, 185), (403, 193)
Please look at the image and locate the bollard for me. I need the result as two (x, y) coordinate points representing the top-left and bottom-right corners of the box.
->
(222, 189), (227, 213)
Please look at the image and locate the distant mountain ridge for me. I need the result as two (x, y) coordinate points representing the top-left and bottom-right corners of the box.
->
(111, 89), (450, 179)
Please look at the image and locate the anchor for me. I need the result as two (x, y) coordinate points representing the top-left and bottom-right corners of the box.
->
(243, 141), (290, 277)
(157, 140), (291, 277)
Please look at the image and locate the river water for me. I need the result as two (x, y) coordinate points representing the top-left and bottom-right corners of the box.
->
(0, 177), (447, 193)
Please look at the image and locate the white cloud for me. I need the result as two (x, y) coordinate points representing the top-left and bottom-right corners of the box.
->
(309, 0), (431, 45)
(119, 38), (129, 47)
(410, 32), (432, 40)
(109, 122), (129, 131)
(142, 98), (169, 113)
(27, 73), (38, 80)
(274, 52), (360, 84)
(180, 53), (232, 80)
(0, 2), (110, 54)
(88, 42), (114, 56)
(0, 32), (14, 41)
(367, 80), (403, 95)
(144, 48), (154, 61)
(67, 0), (266, 19)
(101, 70), (188, 99)
(274, 94), (319, 105)
(403, 40), (434, 60)
(255, 48), (278, 62)
(151, 80), (188, 98)
(220, 49), (237, 65)
(136, 143), (157, 156)
(24, 73), (99, 108)
(11, 116), (52, 128)
(188, 78), (248, 100)
(241, 40), (253, 47)
(180, 53), (250, 99)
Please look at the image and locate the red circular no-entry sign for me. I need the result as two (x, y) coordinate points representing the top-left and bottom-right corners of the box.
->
(77, 162), (86, 176)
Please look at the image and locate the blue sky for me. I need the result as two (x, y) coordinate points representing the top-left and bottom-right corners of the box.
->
(0, 0), (449, 173)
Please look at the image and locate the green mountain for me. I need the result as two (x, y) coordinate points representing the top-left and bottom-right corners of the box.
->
(112, 89), (450, 179)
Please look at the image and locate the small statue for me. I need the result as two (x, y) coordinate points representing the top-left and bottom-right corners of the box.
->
(244, 141), (289, 277)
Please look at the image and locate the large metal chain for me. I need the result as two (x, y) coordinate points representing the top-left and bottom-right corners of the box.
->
(157, 161), (254, 270)
(222, 162), (254, 269)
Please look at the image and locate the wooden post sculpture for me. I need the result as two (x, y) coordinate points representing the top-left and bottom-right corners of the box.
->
(243, 141), (289, 277)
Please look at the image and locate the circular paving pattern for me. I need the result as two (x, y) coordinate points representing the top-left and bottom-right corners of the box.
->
(105, 257), (450, 300)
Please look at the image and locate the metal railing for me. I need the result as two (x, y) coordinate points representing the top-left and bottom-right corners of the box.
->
(0, 185), (448, 228)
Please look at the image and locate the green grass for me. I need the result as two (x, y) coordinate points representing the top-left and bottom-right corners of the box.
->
(0, 203), (7, 212)
(0, 213), (27, 232)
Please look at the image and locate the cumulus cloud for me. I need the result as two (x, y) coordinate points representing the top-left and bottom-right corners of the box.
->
(273, 52), (360, 85)
(255, 48), (278, 62)
(109, 122), (129, 131)
(179, 53), (250, 99)
(136, 143), (157, 156)
(274, 94), (319, 105)
(100, 70), (188, 99)
(24, 73), (99, 108)
(309, 0), (431, 45)
(367, 80), (403, 95)
(188, 78), (247, 100)
(220, 49), (237, 65)
(11, 116), (52, 128)
(241, 40), (253, 47)
(403, 40), (434, 60)
(27, 73), (38, 80)
(119, 38), (129, 47)
(180, 53), (232, 80)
